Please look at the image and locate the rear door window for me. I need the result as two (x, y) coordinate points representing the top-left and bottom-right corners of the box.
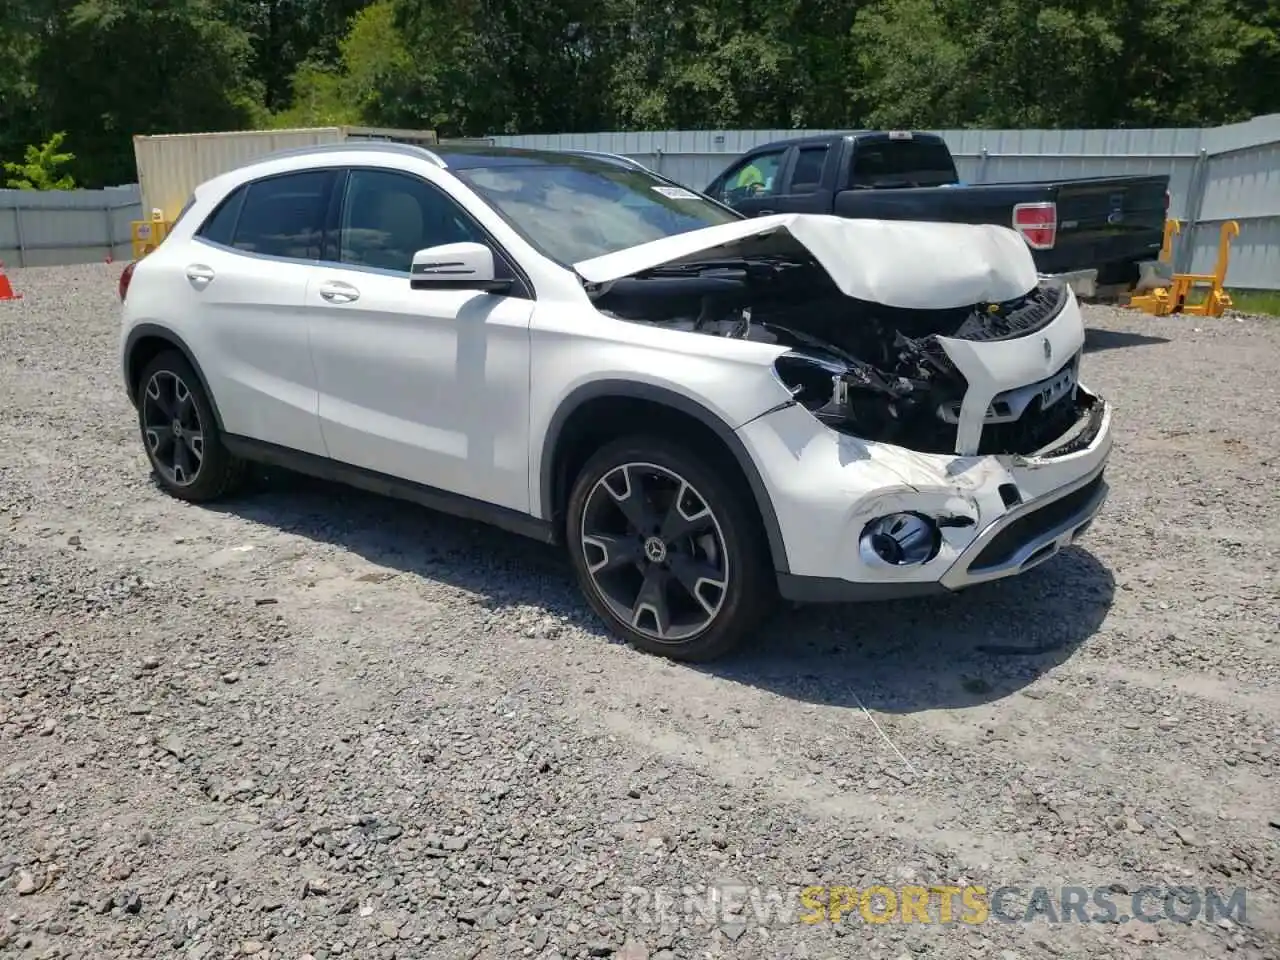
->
(221, 170), (336, 260)
(788, 146), (830, 192)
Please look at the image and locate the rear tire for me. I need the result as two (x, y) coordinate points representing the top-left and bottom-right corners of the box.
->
(566, 435), (775, 662)
(136, 350), (245, 502)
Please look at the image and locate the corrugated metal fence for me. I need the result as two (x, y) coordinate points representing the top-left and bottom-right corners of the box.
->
(0, 184), (140, 267)
(493, 113), (1280, 290)
(3, 115), (1278, 287)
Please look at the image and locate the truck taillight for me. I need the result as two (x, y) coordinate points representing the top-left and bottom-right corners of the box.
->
(118, 261), (136, 302)
(1164, 189), (1171, 213)
(1012, 202), (1057, 250)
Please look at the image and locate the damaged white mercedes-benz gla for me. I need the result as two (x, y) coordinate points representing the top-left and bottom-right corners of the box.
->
(119, 142), (1112, 662)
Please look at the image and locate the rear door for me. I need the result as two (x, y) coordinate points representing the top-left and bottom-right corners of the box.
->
(768, 142), (838, 214)
(182, 169), (335, 456)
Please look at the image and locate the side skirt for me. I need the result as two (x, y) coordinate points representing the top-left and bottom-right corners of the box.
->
(221, 435), (557, 545)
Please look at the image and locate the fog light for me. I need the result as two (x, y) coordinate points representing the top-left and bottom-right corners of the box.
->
(859, 513), (941, 567)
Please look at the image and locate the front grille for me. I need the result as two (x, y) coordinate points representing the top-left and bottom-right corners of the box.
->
(937, 354), (1079, 427)
(967, 474), (1105, 572)
(922, 351), (1087, 456)
(975, 385), (1084, 454)
(906, 376), (1087, 456)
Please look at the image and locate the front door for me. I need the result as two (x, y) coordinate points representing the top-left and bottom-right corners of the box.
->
(305, 167), (535, 513)
(707, 147), (790, 217)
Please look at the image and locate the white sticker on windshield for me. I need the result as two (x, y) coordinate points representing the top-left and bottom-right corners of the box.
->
(652, 185), (700, 200)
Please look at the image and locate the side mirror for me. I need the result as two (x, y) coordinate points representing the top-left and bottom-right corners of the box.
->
(410, 242), (511, 294)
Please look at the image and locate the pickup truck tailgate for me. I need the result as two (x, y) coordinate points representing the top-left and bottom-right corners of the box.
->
(1047, 176), (1168, 275)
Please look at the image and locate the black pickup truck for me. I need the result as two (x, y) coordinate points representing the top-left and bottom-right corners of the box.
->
(704, 131), (1171, 295)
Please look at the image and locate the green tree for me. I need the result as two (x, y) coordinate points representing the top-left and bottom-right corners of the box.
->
(4, 132), (77, 190)
(2, 0), (1279, 187)
(390, 0), (623, 135)
(31, 0), (264, 187)
(0, 0), (48, 171)
(270, 0), (415, 128)
(850, 0), (1280, 129)
(218, 0), (375, 111)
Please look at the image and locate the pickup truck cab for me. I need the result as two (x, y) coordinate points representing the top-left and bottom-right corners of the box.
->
(705, 131), (1171, 297)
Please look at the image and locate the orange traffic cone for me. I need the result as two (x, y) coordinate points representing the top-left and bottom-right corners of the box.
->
(0, 260), (20, 301)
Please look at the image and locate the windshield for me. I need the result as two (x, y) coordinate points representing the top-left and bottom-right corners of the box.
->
(453, 162), (743, 264)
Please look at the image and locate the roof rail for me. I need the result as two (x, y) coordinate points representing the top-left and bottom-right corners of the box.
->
(248, 140), (447, 169)
(562, 149), (651, 172)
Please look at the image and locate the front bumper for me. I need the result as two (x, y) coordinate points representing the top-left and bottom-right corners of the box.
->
(738, 385), (1113, 604)
(776, 455), (1108, 602)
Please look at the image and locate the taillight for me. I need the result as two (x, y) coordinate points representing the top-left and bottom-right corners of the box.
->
(118, 261), (137, 302)
(1164, 189), (1171, 213)
(1012, 202), (1057, 250)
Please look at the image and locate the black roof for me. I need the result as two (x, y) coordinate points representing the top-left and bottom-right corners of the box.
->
(429, 134), (948, 169)
(748, 129), (945, 154)
(431, 143), (638, 170)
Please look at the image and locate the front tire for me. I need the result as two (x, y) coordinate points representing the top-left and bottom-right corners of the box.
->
(566, 436), (774, 662)
(136, 350), (245, 502)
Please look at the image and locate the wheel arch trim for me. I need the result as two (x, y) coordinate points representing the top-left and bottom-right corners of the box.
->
(123, 323), (226, 432)
(539, 379), (791, 574)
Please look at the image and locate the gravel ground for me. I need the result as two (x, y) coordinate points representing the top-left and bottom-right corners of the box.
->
(1, 263), (1278, 960)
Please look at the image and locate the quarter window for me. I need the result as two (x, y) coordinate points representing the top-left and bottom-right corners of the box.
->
(196, 185), (246, 247)
(338, 169), (482, 273)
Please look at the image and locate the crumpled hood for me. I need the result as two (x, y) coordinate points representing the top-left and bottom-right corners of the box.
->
(573, 213), (1040, 310)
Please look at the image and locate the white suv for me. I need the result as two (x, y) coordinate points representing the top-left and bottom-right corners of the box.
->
(118, 142), (1112, 661)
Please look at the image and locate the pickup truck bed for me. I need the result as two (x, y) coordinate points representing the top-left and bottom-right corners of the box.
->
(705, 131), (1171, 293)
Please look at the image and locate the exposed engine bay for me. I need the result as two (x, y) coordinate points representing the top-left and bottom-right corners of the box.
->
(589, 256), (1100, 457)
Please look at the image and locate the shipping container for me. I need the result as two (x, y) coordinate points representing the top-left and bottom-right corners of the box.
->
(132, 126), (439, 222)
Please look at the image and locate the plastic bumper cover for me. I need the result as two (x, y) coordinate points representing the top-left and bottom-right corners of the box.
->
(740, 386), (1113, 604)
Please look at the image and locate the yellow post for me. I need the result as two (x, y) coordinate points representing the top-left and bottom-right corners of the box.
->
(1172, 219), (1238, 317)
(1159, 218), (1182, 263)
(1205, 220), (1239, 316)
(1213, 221), (1239, 288)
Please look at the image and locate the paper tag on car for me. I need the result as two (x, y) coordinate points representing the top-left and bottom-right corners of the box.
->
(652, 186), (699, 200)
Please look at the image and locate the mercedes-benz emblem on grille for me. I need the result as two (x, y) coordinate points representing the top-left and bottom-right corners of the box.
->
(1042, 338), (1052, 362)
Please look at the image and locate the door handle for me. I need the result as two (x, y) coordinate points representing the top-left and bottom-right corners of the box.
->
(185, 265), (215, 286)
(755, 209), (776, 216)
(318, 281), (360, 304)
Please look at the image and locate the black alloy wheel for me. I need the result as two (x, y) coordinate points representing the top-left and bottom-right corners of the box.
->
(566, 436), (774, 661)
(136, 350), (245, 502)
(141, 368), (205, 488)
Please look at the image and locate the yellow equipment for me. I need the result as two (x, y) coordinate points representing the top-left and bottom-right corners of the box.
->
(1126, 219), (1239, 318)
(1168, 221), (1239, 317)
(130, 209), (172, 260)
